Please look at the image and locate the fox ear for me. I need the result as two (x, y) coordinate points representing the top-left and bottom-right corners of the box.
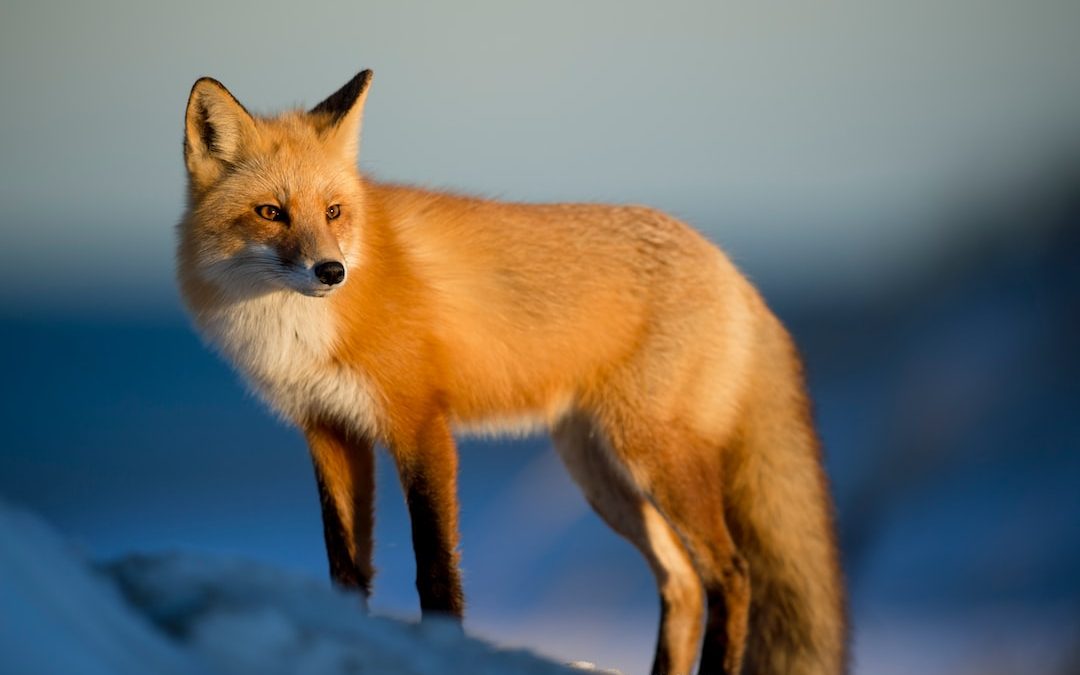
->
(310, 69), (373, 165)
(184, 77), (256, 186)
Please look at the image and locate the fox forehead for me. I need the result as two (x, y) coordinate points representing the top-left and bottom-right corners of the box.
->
(224, 155), (357, 205)
(220, 112), (359, 198)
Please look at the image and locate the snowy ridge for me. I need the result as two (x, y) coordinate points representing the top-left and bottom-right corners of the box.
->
(0, 501), (606, 675)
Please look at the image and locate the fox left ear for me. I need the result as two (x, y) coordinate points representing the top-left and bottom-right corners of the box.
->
(311, 69), (373, 165)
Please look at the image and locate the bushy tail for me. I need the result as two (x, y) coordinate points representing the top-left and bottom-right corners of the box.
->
(737, 496), (848, 675)
(725, 318), (848, 674)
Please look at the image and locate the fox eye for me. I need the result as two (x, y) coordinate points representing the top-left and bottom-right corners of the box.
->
(326, 204), (341, 220)
(255, 204), (284, 222)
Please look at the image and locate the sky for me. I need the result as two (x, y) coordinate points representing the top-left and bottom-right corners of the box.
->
(2, 0), (1079, 315)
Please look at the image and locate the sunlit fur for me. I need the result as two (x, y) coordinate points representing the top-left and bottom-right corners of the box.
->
(178, 72), (847, 675)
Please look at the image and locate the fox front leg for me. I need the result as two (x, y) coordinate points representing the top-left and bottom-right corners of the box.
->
(305, 424), (377, 597)
(389, 413), (465, 618)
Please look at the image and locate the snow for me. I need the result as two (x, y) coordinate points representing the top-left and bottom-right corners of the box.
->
(0, 504), (198, 675)
(0, 500), (602, 675)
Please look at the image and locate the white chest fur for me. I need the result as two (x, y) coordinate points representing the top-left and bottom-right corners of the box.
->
(194, 292), (381, 437)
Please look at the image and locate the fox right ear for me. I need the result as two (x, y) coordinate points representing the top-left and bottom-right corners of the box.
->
(184, 78), (256, 186)
(310, 69), (373, 165)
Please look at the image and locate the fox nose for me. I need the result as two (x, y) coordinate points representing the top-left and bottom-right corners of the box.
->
(314, 260), (346, 286)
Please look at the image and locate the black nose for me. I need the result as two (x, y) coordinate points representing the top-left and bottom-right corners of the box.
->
(314, 260), (346, 286)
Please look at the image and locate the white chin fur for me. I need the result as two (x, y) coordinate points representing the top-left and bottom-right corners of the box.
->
(297, 285), (340, 298)
(192, 285), (381, 438)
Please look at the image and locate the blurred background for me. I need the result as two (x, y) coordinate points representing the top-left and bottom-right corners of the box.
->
(1, 1), (1078, 673)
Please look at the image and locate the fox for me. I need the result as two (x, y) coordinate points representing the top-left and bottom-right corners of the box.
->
(177, 69), (847, 675)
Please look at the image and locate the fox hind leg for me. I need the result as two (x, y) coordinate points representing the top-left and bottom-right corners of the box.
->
(595, 415), (752, 675)
(553, 413), (704, 675)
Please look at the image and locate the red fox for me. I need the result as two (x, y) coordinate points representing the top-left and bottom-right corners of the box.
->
(178, 69), (847, 675)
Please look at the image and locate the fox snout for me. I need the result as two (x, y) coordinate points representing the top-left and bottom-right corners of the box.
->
(290, 253), (347, 297)
(314, 260), (346, 286)
(202, 238), (350, 299)
(277, 224), (350, 296)
(297, 233), (348, 294)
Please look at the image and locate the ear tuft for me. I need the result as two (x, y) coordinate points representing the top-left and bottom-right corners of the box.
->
(310, 70), (373, 165)
(310, 69), (373, 123)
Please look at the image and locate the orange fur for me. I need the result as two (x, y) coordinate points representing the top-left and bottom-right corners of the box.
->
(178, 70), (847, 675)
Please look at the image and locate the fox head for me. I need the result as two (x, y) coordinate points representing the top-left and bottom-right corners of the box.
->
(179, 70), (372, 299)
